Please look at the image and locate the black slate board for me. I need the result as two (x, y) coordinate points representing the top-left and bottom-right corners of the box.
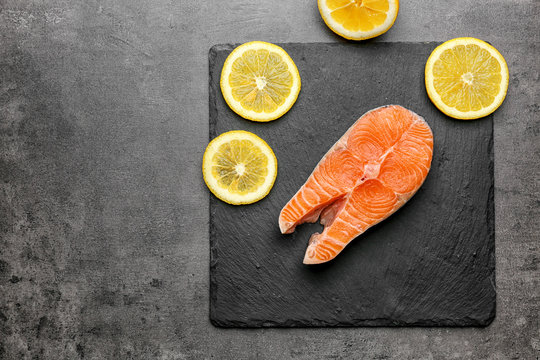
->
(209, 42), (495, 327)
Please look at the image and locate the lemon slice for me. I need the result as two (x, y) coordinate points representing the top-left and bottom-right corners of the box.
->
(318, 0), (399, 40)
(425, 37), (509, 120)
(220, 41), (301, 122)
(202, 131), (278, 205)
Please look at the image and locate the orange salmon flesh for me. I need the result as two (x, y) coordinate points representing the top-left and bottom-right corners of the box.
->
(279, 105), (434, 264)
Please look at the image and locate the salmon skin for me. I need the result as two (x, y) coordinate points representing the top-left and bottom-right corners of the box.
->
(279, 105), (434, 264)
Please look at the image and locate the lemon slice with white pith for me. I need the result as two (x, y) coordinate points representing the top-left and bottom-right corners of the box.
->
(425, 37), (509, 120)
(202, 131), (277, 205)
(220, 41), (301, 122)
(318, 0), (399, 40)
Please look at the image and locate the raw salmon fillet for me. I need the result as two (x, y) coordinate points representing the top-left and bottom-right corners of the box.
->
(279, 105), (434, 264)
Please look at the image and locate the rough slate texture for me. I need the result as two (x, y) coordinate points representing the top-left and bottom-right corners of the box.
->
(209, 42), (495, 328)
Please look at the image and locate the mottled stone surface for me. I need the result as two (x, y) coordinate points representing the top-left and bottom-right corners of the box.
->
(0, 0), (538, 359)
(210, 43), (495, 328)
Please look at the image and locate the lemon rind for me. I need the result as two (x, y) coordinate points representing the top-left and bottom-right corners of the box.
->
(317, 0), (399, 41)
(425, 37), (509, 120)
(220, 41), (301, 122)
(202, 130), (278, 205)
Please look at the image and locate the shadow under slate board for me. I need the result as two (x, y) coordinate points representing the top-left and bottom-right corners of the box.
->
(208, 42), (495, 327)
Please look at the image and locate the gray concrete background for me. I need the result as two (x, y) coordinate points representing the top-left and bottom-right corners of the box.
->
(0, 0), (538, 359)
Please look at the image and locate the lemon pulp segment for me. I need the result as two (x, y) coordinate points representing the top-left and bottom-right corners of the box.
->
(211, 139), (269, 194)
(229, 49), (293, 113)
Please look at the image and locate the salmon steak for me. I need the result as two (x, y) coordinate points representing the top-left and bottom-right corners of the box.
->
(279, 105), (434, 264)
